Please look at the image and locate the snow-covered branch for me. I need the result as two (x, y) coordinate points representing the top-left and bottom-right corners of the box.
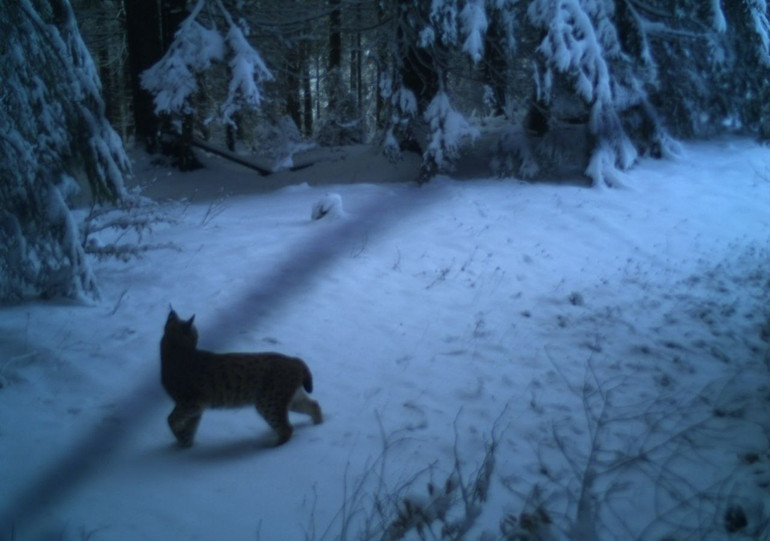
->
(422, 91), (479, 179)
(528, 0), (613, 105)
(80, 195), (179, 262)
(460, 0), (488, 63)
(526, 0), (644, 186)
(383, 85), (418, 161)
(746, 0), (770, 66)
(141, 25), (224, 115)
(141, 0), (273, 124)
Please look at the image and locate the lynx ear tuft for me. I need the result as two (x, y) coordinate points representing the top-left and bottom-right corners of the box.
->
(188, 315), (196, 325)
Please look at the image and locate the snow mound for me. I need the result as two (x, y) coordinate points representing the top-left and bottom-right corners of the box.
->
(311, 193), (346, 220)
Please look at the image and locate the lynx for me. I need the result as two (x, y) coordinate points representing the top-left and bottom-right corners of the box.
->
(160, 309), (323, 447)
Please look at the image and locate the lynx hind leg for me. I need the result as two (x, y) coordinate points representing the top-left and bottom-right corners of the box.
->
(290, 387), (323, 425)
(168, 404), (203, 448)
(256, 401), (294, 446)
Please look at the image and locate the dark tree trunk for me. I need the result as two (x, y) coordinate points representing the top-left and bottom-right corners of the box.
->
(226, 123), (236, 152)
(159, 0), (187, 48)
(302, 40), (313, 136)
(178, 114), (202, 170)
(483, 14), (507, 117)
(375, 62), (383, 129)
(398, 3), (439, 112)
(374, 0), (386, 130)
(328, 0), (342, 112)
(349, 49), (357, 109)
(329, 0), (341, 70)
(124, 0), (187, 152)
(286, 44), (302, 132)
(524, 97), (550, 136)
(401, 46), (439, 110)
(349, 1), (362, 114)
(395, 2), (439, 157)
(355, 24), (362, 114)
(124, 0), (163, 150)
(394, 2), (441, 180)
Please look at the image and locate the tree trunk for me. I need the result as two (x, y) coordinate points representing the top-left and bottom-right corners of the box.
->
(124, 0), (186, 152)
(354, 2), (363, 115)
(286, 44), (302, 132)
(159, 0), (187, 49)
(329, 0), (342, 70)
(398, 3), (439, 111)
(395, 2), (439, 157)
(178, 114), (202, 170)
(302, 40), (313, 136)
(328, 0), (342, 110)
(375, 0), (386, 130)
(483, 14), (507, 117)
(226, 123), (236, 152)
(124, 0), (163, 150)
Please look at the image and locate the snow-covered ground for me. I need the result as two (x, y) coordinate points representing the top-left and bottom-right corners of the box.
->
(1, 139), (769, 540)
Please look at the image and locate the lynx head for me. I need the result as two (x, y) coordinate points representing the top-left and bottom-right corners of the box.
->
(164, 309), (199, 349)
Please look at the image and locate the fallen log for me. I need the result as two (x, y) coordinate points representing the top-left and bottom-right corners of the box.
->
(191, 137), (318, 175)
(190, 138), (274, 175)
(159, 130), (319, 174)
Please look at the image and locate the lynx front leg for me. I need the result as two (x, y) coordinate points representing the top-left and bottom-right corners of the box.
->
(168, 403), (203, 448)
(256, 402), (294, 446)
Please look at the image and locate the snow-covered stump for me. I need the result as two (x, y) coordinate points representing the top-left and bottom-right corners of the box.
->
(311, 193), (346, 221)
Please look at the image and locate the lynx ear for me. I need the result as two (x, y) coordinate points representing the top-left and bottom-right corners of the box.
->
(187, 315), (196, 325)
(168, 307), (179, 321)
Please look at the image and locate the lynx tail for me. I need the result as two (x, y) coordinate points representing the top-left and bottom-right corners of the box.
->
(303, 367), (313, 393)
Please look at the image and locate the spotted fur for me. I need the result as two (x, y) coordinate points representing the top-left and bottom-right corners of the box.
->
(160, 310), (322, 447)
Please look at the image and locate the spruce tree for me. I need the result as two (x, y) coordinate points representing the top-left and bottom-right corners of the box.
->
(0, 0), (129, 301)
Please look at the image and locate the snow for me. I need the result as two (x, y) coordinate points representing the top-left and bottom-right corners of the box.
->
(141, 0), (273, 134)
(423, 92), (480, 173)
(749, 0), (770, 66)
(393, 87), (418, 119)
(2, 139), (770, 540)
(419, 26), (436, 48)
(711, 0), (727, 33)
(311, 193), (346, 221)
(460, 0), (488, 63)
(1, 0), (129, 301)
(220, 25), (273, 126)
(430, 0), (459, 45)
(140, 5), (226, 115)
(529, 0), (612, 105)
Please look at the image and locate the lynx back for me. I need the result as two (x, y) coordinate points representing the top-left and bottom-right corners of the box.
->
(160, 309), (322, 447)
